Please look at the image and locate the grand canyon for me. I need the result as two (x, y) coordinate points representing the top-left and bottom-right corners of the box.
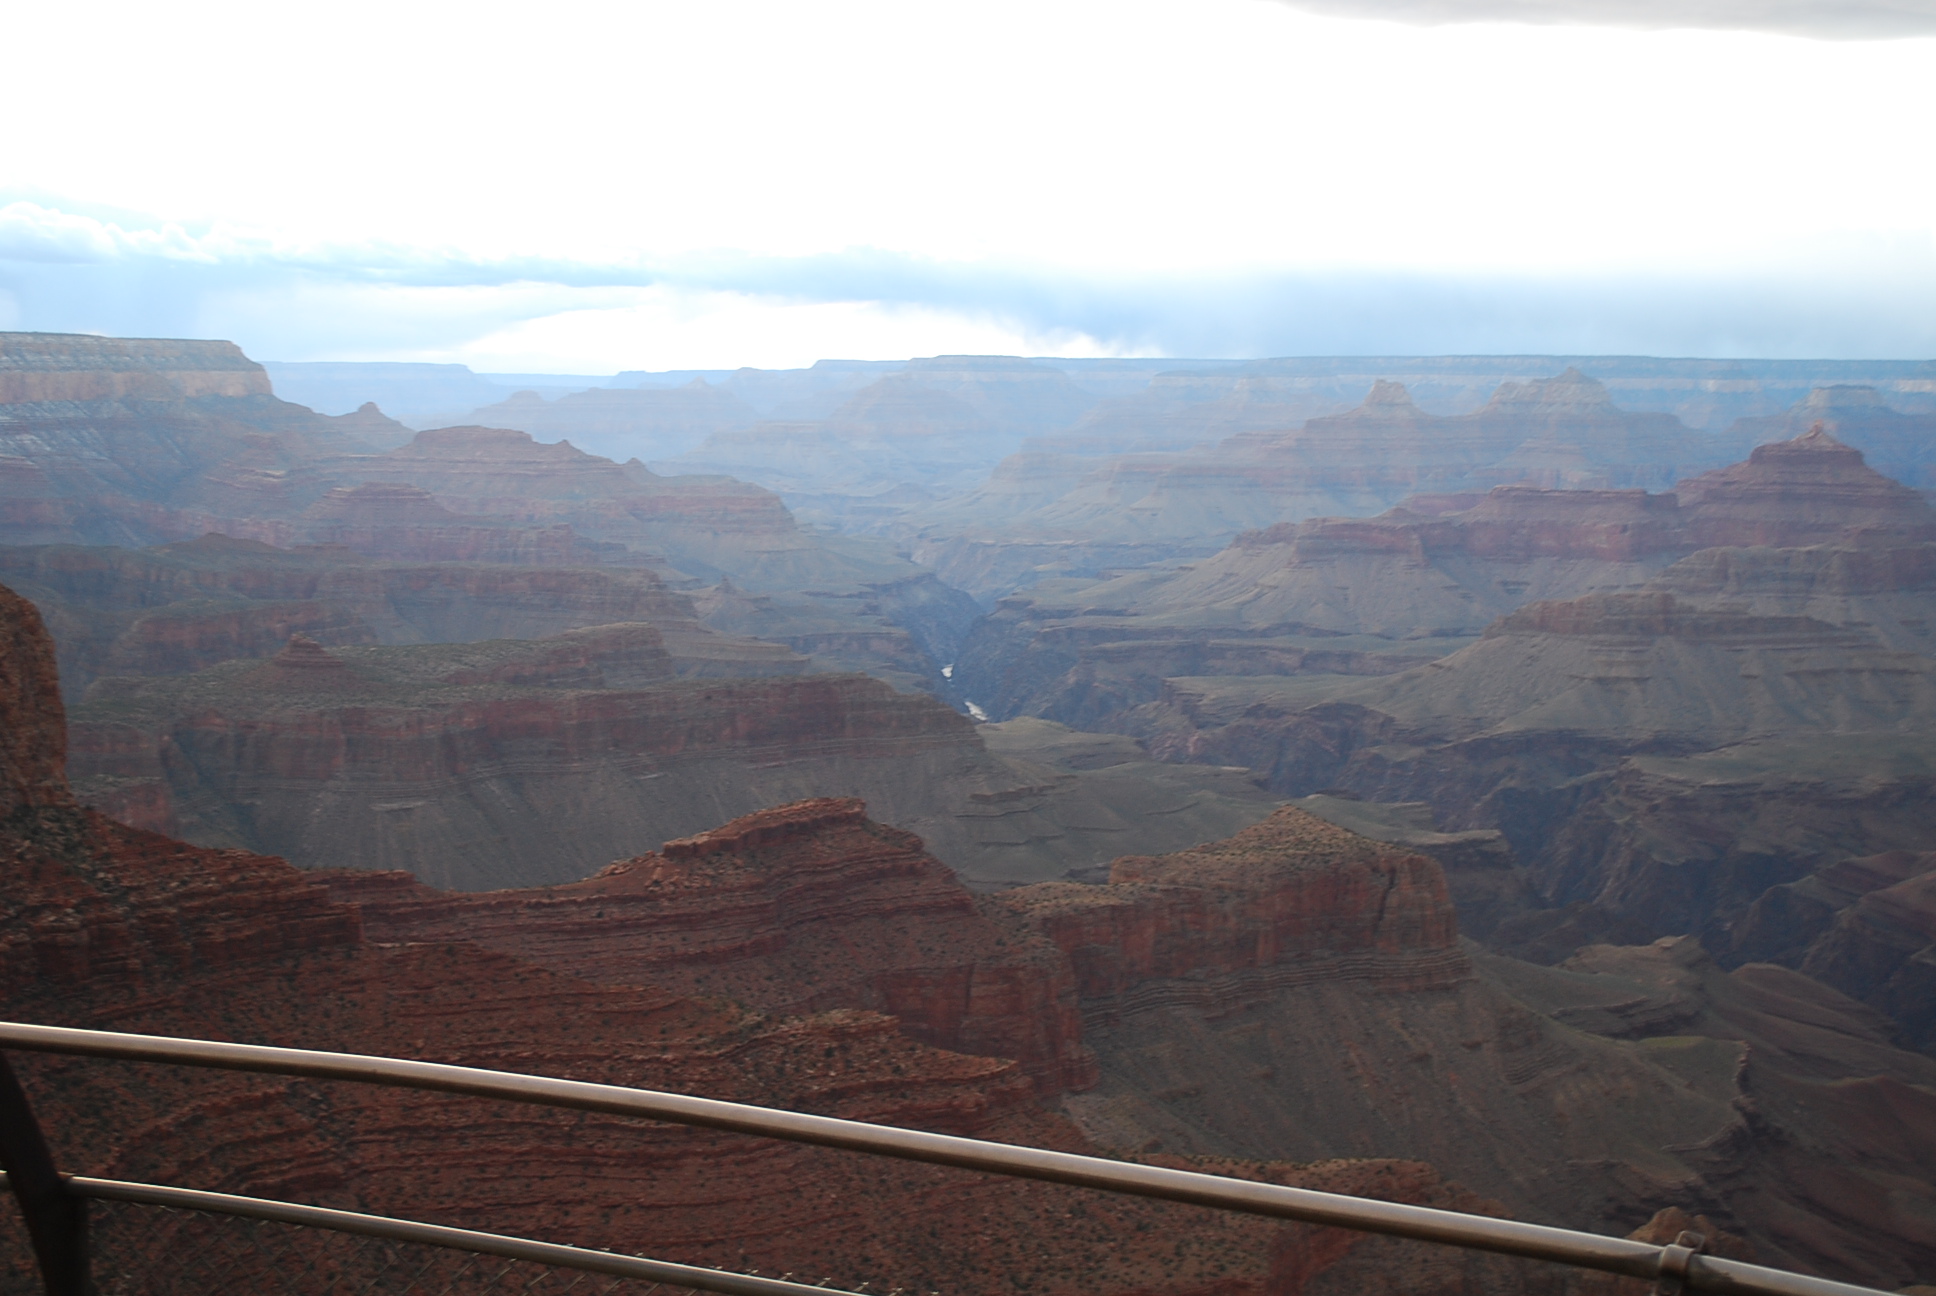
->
(4, 329), (1935, 1296)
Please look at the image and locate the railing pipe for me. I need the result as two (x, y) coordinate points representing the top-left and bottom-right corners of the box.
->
(0, 1173), (867, 1296)
(0, 1021), (1893, 1296)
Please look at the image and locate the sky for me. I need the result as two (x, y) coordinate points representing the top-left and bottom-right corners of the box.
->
(2, 0), (1933, 372)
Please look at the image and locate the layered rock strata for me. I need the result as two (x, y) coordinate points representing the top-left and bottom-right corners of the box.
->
(63, 626), (1296, 891)
(0, 578), (1519, 1296)
(0, 333), (981, 688)
(1727, 385), (1936, 490)
(14, 581), (1936, 1290)
(1731, 849), (1936, 1052)
(1002, 807), (1466, 1021)
(323, 797), (1099, 1093)
(66, 636), (983, 888)
(953, 428), (1935, 725)
(898, 370), (1739, 599)
(0, 534), (794, 696)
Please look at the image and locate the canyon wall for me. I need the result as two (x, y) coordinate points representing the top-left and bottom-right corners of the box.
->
(0, 333), (271, 403)
(0, 582), (1530, 1296)
(1005, 808), (1464, 1016)
(953, 426), (1935, 726)
(322, 797), (1099, 1094)
(0, 332), (984, 689)
(67, 637), (986, 889)
(9, 581), (1934, 1289)
(0, 535), (791, 696)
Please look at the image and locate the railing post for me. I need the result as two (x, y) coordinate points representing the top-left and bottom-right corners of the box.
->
(0, 1052), (89, 1296)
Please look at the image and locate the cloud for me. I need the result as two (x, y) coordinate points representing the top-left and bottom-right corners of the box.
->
(1271, 0), (1936, 39)
(0, 201), (233, 265)
(4, 198), (1934, 367)
(439, 290), (1132, 374)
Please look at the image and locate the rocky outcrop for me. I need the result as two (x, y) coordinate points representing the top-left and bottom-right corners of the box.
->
(1674, 425), (1936, 549)
(1726, 385), (1936, 490)
(331, 424), (983, 682)
(953, 428), (1936, 727)
(898, 371), (1738, 601)
(1733, 849), (1936, 1053)
(66, 637), (985, 889)
(0, 536), (742, 696)
(0, 583), (72, 815)
(1802, 858), (1936, 1053)
(1477, 937), (1936, 1288)
(63, 632), (1299, 892)
(987, 810), (1936, 1287)
(1056, 545), (1936, 966)
(0, 333), (377, 547)
(288, 482), (620, 565)
(1648, 542), (1936, 654)
(323, 797), (1099, 1093)
(0, 333), (978, 679)
(1285, 793), (1537, 944)
(1001, 807), (1465, 1018)
(0, 333), (271, 402)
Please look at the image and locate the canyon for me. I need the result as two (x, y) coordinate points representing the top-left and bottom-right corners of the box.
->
(898, 375), (1936, 603)
(60, 626), (1281, 890)
(952, 426), (1934, 721)
(2, 577), (1513, 1296)
(6, 330), (1936, 1293)
(7, 580), (1934, 1290)
(0, 578), (1619, 1296)
(0, 331), (976, 693)
(951, 429), (1936, 999)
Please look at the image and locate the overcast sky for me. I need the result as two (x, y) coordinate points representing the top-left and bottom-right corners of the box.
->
(2, 0), (1932, 371)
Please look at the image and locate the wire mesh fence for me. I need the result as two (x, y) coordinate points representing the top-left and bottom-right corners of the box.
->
(0, 1198), (737, 1296)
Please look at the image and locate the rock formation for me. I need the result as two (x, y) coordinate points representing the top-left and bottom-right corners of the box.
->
(953, 427), (1936, 725)
(1725, 385), (1936, 490)
(66, 635), (979, 888)
(0, 332), (378, 547)
(0, 586), (73, 816)
(988, 812), (1936, 1288)
(0, 535), (771, 697)
(63, 629), (1292, 891)
(897, 370), (1741, 600)
(321, 797), (1099, 1094)
(11, 581), (1936, 1290)
(0, 582), (1552, 1296)
(0, 332), (988, 688)
(1673, 425), (1936, 549)
(1730, 849), (1936, 1052)
(1004, 808), (1465, 1016)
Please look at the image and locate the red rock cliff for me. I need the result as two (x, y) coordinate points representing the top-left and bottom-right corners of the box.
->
(0, 583), (73, 814)
(324, 797), (1099, 1094)
(1675, 425), (1936, 548)
(2, 579), (1488, 1296)
(1000, 807), (1466, 1017)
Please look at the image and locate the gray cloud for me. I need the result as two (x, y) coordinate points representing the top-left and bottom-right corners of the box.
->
(1273, 0), (1936, 39)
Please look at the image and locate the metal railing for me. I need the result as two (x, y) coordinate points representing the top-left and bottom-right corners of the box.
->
(0, 1020), (1896, 1296)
